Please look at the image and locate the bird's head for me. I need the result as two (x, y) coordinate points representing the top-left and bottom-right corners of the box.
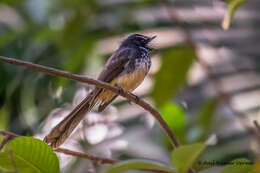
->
(120, 34), (156, 51)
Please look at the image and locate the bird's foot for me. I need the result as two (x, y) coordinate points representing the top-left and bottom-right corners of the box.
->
(115, 85), (125, 95)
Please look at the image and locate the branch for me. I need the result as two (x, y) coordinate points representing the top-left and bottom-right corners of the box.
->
(0, 130), (18, 138)
(54, 148), (115, 164)
(0, 55), (179, 148)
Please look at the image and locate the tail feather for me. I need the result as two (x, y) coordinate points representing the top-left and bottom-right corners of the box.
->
(44, 88), (101, 148)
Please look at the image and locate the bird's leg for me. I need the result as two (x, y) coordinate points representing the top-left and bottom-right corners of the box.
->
(115, 84), (140, 104)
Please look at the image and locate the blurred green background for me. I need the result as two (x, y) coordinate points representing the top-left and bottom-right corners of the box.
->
(0, 0), (260, 172)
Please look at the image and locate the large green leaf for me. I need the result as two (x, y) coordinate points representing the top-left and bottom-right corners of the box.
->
(152, 46), (195, 107)
(222, 0), (246, 30)
(105, 159), (176, 173)
(221, 158), (253, 173)
(171, 143), (206, 173)
(0, 137), (60, 173)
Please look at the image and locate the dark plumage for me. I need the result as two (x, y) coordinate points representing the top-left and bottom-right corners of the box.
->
(44, 34), (156, 148)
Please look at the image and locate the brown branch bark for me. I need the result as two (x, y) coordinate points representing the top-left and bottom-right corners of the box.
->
(54, 148), (116, 164)
(0, 130), (18, 138)
(0, 55), (179, 148)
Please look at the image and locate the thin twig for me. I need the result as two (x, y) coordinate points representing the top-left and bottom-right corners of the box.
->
(0, 55), (179, 148)
(55, 148), (115, 164)
(0, 130), (18, 138)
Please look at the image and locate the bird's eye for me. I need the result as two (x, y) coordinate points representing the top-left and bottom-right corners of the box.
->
(141, 39), (146, 43)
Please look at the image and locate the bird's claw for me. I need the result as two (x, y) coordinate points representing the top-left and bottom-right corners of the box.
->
(115, 85), (124, 95)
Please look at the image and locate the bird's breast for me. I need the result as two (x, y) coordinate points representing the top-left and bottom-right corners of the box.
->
(98, 61), (149, 102)
(112, 58), (149, 91)
(99, 55), (151, 103)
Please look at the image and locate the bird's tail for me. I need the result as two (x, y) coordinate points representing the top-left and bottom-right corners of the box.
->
(44, 88), (101, 148)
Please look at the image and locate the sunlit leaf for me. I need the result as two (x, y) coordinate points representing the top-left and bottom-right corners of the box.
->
(171, 143), (206, 173)
(160, 101), (187, 143)
(152, 46), (195, 107)
(105, 159), (176, 173)
(0, 137), (60, 173)
(222, 0), (246, 30)
(221, 158), (253, 173)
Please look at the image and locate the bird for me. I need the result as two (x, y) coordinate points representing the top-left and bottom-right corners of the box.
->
(44, 34), (156, 148)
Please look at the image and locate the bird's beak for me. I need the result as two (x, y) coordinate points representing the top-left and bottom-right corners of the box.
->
(148, 35), (157, 42)
(146, 35), (156, 51)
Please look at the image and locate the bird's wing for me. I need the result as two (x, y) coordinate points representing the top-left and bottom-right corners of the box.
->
(98, 47), (137, 83)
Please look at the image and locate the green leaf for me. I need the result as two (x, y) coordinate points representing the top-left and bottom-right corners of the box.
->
(221, 158), (253, 173)
(105, 159), (176, 173)
(197, 98), (219, 127)
(222, 0), (246, 30)
(171, 143), (206, 173)
(186, 98), (218, 142)
(197, 98), (219, 141)
(160, 101), (187, 143)
(0, 137), (60, 173)
(0, 152), (39, 172)
(152, 46), (195, 107)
